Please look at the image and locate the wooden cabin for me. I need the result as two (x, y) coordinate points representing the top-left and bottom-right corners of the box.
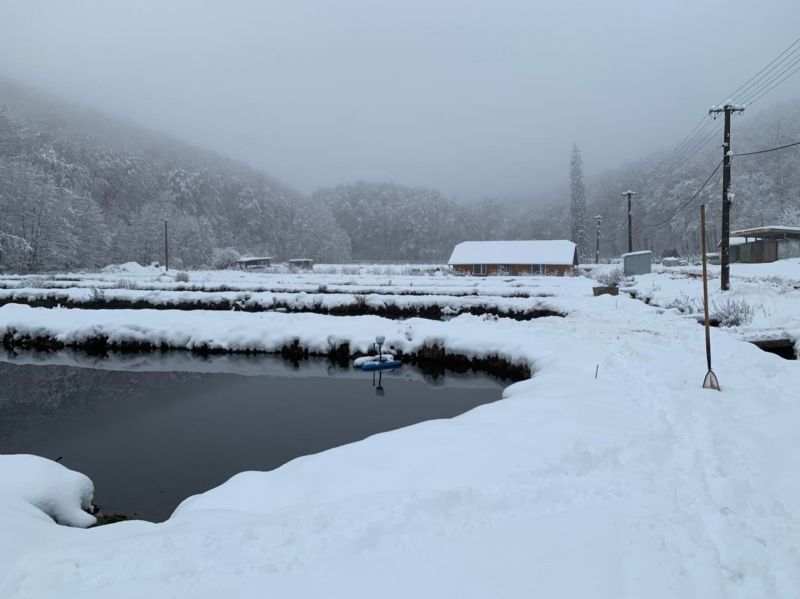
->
(447, 240), (578, 276)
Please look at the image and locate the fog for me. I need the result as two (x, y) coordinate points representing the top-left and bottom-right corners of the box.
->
(2, 0), (799, 201)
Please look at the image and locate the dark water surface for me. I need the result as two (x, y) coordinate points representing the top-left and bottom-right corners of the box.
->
(0, 352), (504, 521)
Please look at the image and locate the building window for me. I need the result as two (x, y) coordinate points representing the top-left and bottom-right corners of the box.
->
(472, 264), (486, 275)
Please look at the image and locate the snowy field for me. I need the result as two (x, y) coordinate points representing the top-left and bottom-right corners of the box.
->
(625, 258), (800, 347)
(0, 262), (571, 296)
(1, 262), (800, 597)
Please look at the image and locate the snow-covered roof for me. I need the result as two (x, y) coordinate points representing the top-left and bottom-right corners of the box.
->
(621, 250), (652, 258)
(448, 240), (577, 266)
(731, 226), (800, 238)
(237, 256), (272, 262)
(726, 236), (752, 247)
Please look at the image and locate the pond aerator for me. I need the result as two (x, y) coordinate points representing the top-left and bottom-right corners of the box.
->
(360, 335), (402, 371)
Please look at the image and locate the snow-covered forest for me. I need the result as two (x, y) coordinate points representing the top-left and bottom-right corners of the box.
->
(2, 78), (800, 272)
(0, 81), (352, 271)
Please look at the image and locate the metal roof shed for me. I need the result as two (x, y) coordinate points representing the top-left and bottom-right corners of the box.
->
(622, 250), (652, 276)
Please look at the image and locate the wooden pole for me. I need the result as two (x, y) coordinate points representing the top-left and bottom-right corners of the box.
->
(701, 204), (720, 390)
(622, 190), (636, 253)
(164, 219), (169, 272)
(709, 104), (744, 291)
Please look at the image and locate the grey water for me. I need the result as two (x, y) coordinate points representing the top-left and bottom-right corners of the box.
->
(0, 351), (504, 522)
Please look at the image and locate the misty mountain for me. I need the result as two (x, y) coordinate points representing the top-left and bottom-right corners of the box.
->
(1, 78), (799, 272)
(0, 79), (352, 272)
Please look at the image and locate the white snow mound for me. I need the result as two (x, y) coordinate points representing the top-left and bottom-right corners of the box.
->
(102, 261), (152, 274)
(0, 455), (95, 528)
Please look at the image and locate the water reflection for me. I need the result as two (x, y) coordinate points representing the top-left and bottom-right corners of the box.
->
(0, 349), (503, 522)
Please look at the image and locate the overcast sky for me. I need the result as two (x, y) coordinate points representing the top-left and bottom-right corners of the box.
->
(1, 0), (799, 201)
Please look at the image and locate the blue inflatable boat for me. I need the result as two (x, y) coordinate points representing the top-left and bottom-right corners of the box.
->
(361, 359), (403, 372)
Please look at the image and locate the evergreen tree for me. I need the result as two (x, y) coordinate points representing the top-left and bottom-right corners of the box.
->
(569, 144), (588, 260)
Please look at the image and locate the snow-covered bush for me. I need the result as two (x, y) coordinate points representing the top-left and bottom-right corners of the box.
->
(665, 293), (702, 314)
(20, 275), (52, 288)
(210, 247), (241, 270)
(113, 279), (139, 289)
(175, 271), (190, 283)
(595, 268), (623, 287)
(712, 298), (754, 327)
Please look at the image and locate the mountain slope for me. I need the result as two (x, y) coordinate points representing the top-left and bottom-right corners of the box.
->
(0, 79), (351, 272)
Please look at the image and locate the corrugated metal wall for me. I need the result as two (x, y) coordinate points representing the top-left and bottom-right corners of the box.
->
(778, 239), (800, 260)
(737, 239), (800, 263)
(623, 251), (652, 276)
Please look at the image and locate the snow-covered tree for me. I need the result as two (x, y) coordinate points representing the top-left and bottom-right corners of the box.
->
(570, 144), (588, 261)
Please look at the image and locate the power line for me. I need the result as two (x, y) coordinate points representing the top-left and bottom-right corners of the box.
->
(732, 139), (800, 156)
(722, 36), (800, 103)
(738, 51), (800, 104)
(636, 117), (717, 190)
(659, 116), (713, 168)
(637, 160), (723, 229)
(728, 46), (800, 105)
(655, 35), (800, 182)
(745, 59), (800, 106)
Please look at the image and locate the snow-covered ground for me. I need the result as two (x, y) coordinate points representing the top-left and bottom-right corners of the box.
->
(625, 258), (800, 350)
(1, 264), (799, 597)
(0, 263), (574, 297)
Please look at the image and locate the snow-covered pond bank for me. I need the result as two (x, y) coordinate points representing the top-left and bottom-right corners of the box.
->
(0, 306), (547, 379)
(0, 287), (564, 320)
(0, 354), (504, 521)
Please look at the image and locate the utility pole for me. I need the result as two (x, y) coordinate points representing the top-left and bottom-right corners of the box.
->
(594, 215), (603, 263)
(164, 219), (169, 272)
(709, 103), (744, 291)
(621, 190), (637, 253)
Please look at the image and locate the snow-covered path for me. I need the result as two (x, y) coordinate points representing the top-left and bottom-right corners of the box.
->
(1, 278), (799, 598)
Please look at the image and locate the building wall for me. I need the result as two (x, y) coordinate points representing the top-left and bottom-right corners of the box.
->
(778, 238), (800, 260)
(451, 264), (573, 276)
(735, 238), (800, 263)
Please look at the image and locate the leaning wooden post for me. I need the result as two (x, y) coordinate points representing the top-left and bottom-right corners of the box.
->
(701, 204), (720, 390)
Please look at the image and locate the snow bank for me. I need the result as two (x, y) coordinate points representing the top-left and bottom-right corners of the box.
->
(0, 455), (95, 528)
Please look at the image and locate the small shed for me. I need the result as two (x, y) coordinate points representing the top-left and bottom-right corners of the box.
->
(728, 226), (800, 263)
(447, 240), (578, 276)
(288, 258), (313, 270)
(236, 256), (272, 270)
(622, 250), (652, 276)
(661, 257), (681, 267)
